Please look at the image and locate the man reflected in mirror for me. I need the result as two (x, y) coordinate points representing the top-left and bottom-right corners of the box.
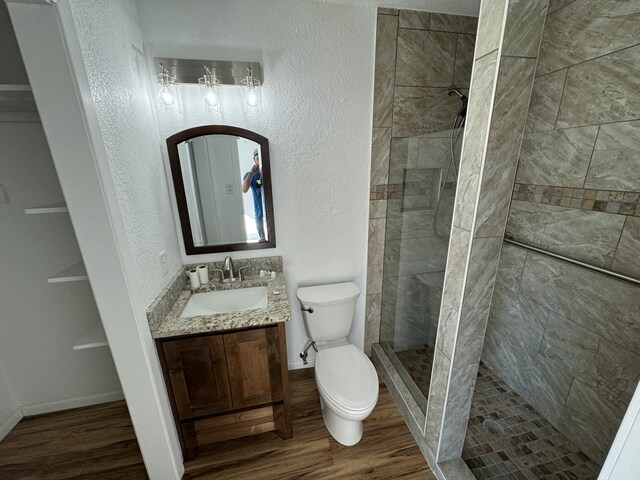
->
(242, 148), (266, 241)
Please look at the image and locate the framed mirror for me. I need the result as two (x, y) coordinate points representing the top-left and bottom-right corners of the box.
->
(167, 126), (276, 255)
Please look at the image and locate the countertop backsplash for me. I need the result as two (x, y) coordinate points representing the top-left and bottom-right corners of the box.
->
(187, 256), (283, 275)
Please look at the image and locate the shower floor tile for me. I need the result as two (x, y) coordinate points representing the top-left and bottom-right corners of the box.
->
(395, 344), (434, 395)
(463, 364), (600, 480)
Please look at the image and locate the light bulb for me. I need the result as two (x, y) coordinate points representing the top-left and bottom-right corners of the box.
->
(204, 89), (219, 107)
(245, 88), (258, 107)
(159, 87), (175, 106)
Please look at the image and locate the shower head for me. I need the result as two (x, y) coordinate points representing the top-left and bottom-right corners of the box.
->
(448, 89), (468, 118)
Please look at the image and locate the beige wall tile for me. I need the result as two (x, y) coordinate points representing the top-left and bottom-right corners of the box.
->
(430, 13), (478, 34)
(502, 0), (547, 57)
(392, 86), (465, 137)
(474, 0), (507, 59)
(525, 69), (567, 132)
(453, 34), (476, 88)
(398, 9), (430, 29)
(453, 51), (498, 231)
(507, 201), (626, 267)
(556, 44), (640, 128)
(368, 199), (387, 219)
(517, 126), (598, 187)
(611, 216), (640, 278)
(475, 56), (537, 238)
(370, 127), (391, 185)
(537, 0), (640, 75)
(396, 29), (457, 87)
(373, 14), (398, 127)
(586, 120), (640, 192)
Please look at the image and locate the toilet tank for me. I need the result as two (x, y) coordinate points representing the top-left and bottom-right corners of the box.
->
(296, 282), (360, 343)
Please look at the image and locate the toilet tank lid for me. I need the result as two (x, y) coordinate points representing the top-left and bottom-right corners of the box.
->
(296, 282), (360, 306)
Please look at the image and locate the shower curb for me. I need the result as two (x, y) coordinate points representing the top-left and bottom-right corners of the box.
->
(371, 344), (476, 480)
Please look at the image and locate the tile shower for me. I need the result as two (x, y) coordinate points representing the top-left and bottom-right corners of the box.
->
(367, 1), (640, 479)
(477, 1), (640, 476)
(365, 7), (477, 413)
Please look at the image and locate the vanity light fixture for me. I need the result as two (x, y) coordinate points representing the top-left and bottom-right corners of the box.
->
(153, 58), (263, 113)
(155, 63), (180, 113)
(198, 66), (222, 114)
(241, 66), (262, 112)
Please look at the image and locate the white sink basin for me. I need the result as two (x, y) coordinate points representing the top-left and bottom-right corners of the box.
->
(180, 286), (268, 318)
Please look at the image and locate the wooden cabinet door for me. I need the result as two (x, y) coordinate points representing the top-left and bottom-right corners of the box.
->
(224, 327), (283, 409)
(163, 336), (232, 420)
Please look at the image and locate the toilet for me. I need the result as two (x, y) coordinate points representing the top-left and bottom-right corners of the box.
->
(296, 282), (379, 446)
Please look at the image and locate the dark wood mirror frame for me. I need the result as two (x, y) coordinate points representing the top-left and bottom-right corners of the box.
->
(166, 125), (276, 255)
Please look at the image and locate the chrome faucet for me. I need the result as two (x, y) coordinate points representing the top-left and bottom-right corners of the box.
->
(211, 268), (225, 283)
(238, 266), (250, 282)
(223, 256), (235, 281)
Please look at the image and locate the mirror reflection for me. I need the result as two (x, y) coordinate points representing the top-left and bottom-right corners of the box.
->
(178, 135), (267, 245)
(167, 126), (275, 255)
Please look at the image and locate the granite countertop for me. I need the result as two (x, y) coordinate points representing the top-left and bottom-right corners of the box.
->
(150, 272), (290, 339)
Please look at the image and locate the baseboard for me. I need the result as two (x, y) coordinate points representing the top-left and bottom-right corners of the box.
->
(0, 409), (23, 441)
(21, 391), (124, 417)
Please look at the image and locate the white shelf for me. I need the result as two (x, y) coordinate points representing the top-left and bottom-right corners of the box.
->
(0, 112), (39, 123)
(73, 321), (108, 350)
(0, 84), (31, 92)
(0, 85), (36, 114)
(47, 261), (88, 283)
(24, 201), (68, 215)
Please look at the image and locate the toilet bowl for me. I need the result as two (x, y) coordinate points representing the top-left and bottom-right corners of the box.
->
(315, 343), (379, 445)
(296, 282), (379, 446)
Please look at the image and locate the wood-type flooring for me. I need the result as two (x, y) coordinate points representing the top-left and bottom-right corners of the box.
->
(0, 369), (434, 479)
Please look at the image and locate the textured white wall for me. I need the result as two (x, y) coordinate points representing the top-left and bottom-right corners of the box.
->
(0, 122), (121, 408)
(137, 0), (376, 367)
(68, 0), (182, 306)
(9, 1), (184, 475)
(0, 362), (19, 439)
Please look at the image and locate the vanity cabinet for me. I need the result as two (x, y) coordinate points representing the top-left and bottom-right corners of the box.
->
(163, 336), (232, 419)
(224, 328), (283, 408)
(157, 322), (291, 460)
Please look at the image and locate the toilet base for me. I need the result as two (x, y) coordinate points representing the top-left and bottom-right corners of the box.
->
(320, 396), (364, 446)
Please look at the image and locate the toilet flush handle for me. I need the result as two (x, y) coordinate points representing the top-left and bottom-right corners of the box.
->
(301, 306), (314, 313)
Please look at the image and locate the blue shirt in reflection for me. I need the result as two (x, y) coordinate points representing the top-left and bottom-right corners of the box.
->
(243, 171), (263, 220)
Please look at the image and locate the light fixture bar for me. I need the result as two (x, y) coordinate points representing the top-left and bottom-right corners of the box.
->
(154, 58), (262, 86)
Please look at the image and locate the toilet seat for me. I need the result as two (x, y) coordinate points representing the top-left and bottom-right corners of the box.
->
(315, 344), (379, 414)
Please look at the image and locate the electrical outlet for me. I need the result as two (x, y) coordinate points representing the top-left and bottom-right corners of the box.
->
(226, 183), (234, 194)
(159, 251), (169, 276)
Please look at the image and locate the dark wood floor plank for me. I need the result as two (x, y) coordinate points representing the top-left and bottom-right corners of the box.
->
(0, 402), (144, 480)
(0, 369), (434, 479)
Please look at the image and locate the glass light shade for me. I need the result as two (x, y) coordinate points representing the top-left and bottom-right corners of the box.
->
(198, 74), (222, 114)
(241, 75), (262, 113)
(155, 71), (180, 113)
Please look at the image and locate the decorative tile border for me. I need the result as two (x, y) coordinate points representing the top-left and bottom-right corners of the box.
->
(370, 183), (402, 200)
(513, 183), (640, 217)
(402, 180), (432, 197)
(370, 181), (456, 201)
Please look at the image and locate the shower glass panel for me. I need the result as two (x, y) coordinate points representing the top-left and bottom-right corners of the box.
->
(379, 107), (465, 413)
